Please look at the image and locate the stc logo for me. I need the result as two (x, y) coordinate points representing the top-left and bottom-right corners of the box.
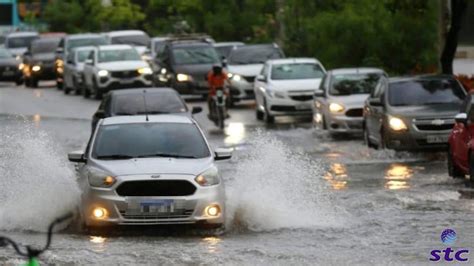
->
(430, 229), (469, 262)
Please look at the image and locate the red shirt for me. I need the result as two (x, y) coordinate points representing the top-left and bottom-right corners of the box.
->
(207, 71), (228, 96)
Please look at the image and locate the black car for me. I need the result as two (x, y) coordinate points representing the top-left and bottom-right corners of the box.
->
(22, 37), (61, 87)
(0, 47), (23, 84)
(363, 75), (466, 151)
(152, 37), (221, 96)
(91, 87), (203, 131)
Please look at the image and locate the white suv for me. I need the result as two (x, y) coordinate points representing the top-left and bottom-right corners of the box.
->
(83, 45), (152, 99)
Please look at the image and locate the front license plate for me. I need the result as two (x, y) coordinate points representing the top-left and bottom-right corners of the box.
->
(128, 199), (175, 213)
(295, 104), (311, 110)
(426, 135), (447, 144)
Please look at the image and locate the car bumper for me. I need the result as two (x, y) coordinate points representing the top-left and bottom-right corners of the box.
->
(314, 111), (364, 133)
(266, 96), (313, 116)
(81, 178), (225, 226)
(97, 74), (153, 92)
(30, 66), (56, 80)
(229, 83), (255, 100)
(384, 128), (450, 151)
(0, 70), (22, 81)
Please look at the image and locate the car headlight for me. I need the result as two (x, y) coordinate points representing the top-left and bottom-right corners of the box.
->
(230, 74), (242, 82)
(88, 168), (116, 188)
(137, 67), (153, 75)
(195, 166), (220, 186)
(329, 103), (345, 113)
(32, 65), (41, 72)
(176, 73), (192, 82)
(98, 70), (109, 77)
(56, 59), (64, 67)
(388, 115), (408, 131)
(16, 55), (21, 61)
(160, 68), (167, 74)
(18, 63), (25, 70)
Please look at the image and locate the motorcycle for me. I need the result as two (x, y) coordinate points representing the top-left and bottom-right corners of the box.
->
(209, 87), (228, 130)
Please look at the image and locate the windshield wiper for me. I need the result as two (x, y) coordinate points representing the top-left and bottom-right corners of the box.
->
(136, 111), (169, 115)
(136, 153), (197, 159)
(96, 154), (135, 160)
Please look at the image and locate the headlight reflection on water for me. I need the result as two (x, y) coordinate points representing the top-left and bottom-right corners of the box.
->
(384, 164), (413, 190)
(324, 163), (348, 190)
(89, 236), (108, 252)
(202, 236), (222, 254)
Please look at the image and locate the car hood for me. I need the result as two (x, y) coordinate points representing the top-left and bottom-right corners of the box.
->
(92, 157), (214, 176)
(328, 94), (369, 107)
(8, 48), (27, 56)
(32, 53), (55, 62)
(227, 64), (263, 77)
(97, 61), (148, 71)
(269, 79), (322, 92)
(389, 103), (460, 118)
(0, 58), (19, 66)
(173, 64), (214, 80)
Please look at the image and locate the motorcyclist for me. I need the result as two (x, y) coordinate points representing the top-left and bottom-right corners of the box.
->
(207, 64), (230, 120)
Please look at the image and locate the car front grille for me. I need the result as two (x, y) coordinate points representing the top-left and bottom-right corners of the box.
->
(270, 105), (312, 112)
(116, 180), (197, 197)
(119, 209), (194, 219)
(345, 108), (363, 117)
(243, 75), (255, 83)
(413, 117), (455, 131)
(111, 70), (140, 79)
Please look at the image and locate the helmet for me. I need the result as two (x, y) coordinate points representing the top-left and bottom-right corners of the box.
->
(212, 64), (223, 75)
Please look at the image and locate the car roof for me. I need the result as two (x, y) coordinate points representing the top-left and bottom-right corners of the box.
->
(266, 58), (321, 65)
(389, 74), (456, 83)
(66, 33), (104, 40)
(6, 32), (38, 38)
(101, 115), (193, 125)
(97, 44), (133, 50)
(106, 30), (149, 37)
(213, 42), (244, 47)
(109, 87), (178, 96)
(330, 68), (385, 75)
(170, 41), (212, 48)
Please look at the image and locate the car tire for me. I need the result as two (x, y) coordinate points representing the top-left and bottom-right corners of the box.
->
(64, 85), (70, 94)
(469, 151), (474, 183)
(364, 124), (375, 149)
(83, 84), (90, 98)
(15, 77), (23, 86)
(56, 80), (63, 90)
(93, 79), (102, 100)
(263, 99), (274, 124)
(256, 109), (264, 120)
(73, 77), (81, 95)
(377, 128), (386, 150)
(448, 148), (464, 178)
(31, 78), (38, 88)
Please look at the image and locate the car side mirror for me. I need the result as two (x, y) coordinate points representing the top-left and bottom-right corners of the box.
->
(192, 106), (203, 114)
(256, 75), (266, 82)
(455, 113), (467, 125)
(314, 90), (325, 97)
(68, 151), (86, 163)
(214, 148), (232, 161)
(95, 110), (106, 119)
(369, 98), (382, 107)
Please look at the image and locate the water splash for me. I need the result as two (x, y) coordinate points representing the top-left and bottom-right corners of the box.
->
(0, 124), (80, 231)
(225, 130), (342, 231)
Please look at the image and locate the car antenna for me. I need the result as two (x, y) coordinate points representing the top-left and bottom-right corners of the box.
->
(142, 90), (149, 121)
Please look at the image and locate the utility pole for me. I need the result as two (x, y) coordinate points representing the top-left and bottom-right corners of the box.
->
(275, 0), (285, 49)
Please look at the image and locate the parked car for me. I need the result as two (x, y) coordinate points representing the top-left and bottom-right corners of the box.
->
(364, 75), (466, 150)
(4, 31), (39, 58)
(226, 44), (285, 104)
(91, 87), (203, 131)
(254, 58), (326, 123)
(447, 92), (474, 182)
(55, 33), (107, 89)
(63, 46), (95, 95)
(313, 68), (386, 134)
(153, 37), (221, 96)
(68, 115), (231, 228)
(213, 42), (244, 58)
(83, 45), (153, 99)
(0, 47), (23, 85)
(104, 30), (150, 56)
(22, 37), (61, 87)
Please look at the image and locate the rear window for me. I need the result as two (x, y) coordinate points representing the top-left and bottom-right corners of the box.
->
(98, 48), (141, 63)
(228, 46), (284, 65)
(7, 36), (38, 48)
(31, 39), (60, 53)
(112, 92), (187, 115)
(111, 34), (150, 47)
(67, 37), (107, 52)
(329, 73), (383, 96)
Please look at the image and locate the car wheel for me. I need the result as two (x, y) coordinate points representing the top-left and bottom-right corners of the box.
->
(83, 84), (91, 98)
(73, 77), (81, 95)
(448, 147), (464, 178)
(376, 128), (386, 150)
(263, 99), (274, 124)
(364, 124), (375, 149)
(469, 151), (474, 183)
(93, 79), (102, 100)
(31, 78), (38, 88)
(256, 109), (264, 120)
(15, 77), (23, 86)
(56, 80), (63, 90)
(64, 84), (70, 94)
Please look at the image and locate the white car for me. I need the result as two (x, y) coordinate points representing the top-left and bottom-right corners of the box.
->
(68, 115), (231, 228)
(104, 30), (150, 55)
(4, 31), (39, 58)
(254, 58), (326, 123)
(63, 46), (95, 95)
(226, 44), (284, 104)
(82, 45), (153, 99)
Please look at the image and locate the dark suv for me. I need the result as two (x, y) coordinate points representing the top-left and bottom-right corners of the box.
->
(152, 37), (221, 96)
(22, 37), (61, 87)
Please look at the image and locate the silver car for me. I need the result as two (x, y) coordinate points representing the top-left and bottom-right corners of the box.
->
(313, 68), (386, 134)
(68, 115), (231, 228)
(63, 46), (95, 95)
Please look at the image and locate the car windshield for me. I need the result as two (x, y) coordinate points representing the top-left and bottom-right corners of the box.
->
(77, 50), (93, 62)
(112, 93), (187, 115)
(329, 73), (382, 96)
(98, 49), (141, 63)
(31, 40), (59, 53)
(228, 46), (283, 64)
(388, 79), (465, 106)
(172, 46), (220, 65)
(271, 63), (325, 80)
(111, 34), (150, 47)
(215, 46), (235, 58)
(67, 37), (107, 52)
(7, 36), (38, 48)
(0, 48), (12, 58)
(92, 123), (210, 159)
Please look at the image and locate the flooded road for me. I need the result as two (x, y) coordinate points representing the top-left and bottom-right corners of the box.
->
(0, 83), (473, 265)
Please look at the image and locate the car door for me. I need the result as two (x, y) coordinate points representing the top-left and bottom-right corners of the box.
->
(315, 73), (330, 127)
(452, 96), (472, 170)
(254, 63), (269, 109)
(365, 78), (386, 144)
(63, 52), (75, 88)
(83, 50), (95, 87)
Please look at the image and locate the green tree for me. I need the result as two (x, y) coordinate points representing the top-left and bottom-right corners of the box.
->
(43, 0), (85, 33)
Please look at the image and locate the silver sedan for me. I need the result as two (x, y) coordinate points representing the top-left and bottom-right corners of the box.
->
(68, 115), (231, 228)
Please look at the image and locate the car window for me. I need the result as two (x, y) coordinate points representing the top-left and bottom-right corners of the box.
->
(7, 36), (38, 48)
(459, 94), (471, 113)
(92, 123), (210, 159)
(172, 46), (220, 65)
(271, 63), (325, 80)
(329, 73), (382, 96)
(67, 37), (107, 53)
(77, 50), (92, 63)
(30, 39), (60, 53)
(112, 92), (187, 115)
(98, 49), (140, 63)
(111, 34), (150, 47)
(228, 46), (284, 64)
(388, 79), (465, 106)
